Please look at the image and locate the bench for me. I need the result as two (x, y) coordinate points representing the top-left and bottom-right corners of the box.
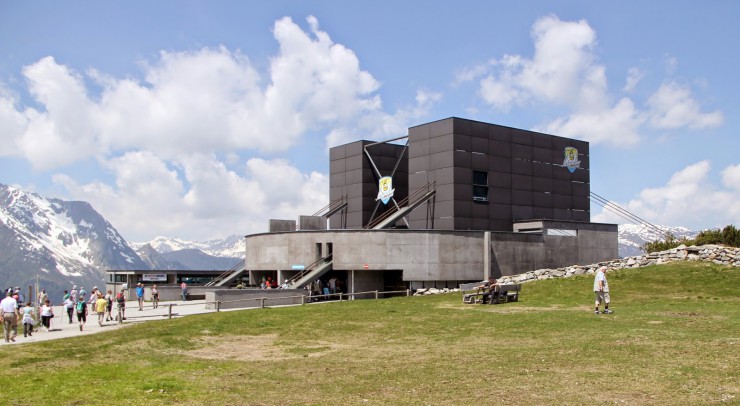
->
(460, 282), (521, 304)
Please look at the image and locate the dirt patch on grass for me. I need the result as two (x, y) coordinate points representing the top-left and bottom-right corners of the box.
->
(185, 334), (345, 361)
(437, 303), (593, 313)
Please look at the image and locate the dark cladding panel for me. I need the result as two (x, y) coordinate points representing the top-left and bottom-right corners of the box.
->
(434, 200), (454, 218)
(512, 174), (532, 191)
(490, 171), (512, 188)
(490, 125), (512, 142)
(430, 167), (455, 185)
(490, 203), (512, 220)
(532, 162), (553, 178)
(572, 195), (590, 210)
(345, 155), (364, 171)
(490, 140), (512, 157)
(532, 176), (553, 193)
(553, 208), (573, 220)
(490, 187), (512, 204)
(330, 158), (346, 174)
(512, 159), (533, 176)
(435, 183), (455, 202)
(532, 132), (552, 149)
(511, 144), (532, 160)
(491, 220), (513, 232)
(471, 153), (488, 171)
(330, 172), (346, 187)
(533, 191), (553, 208)
(533, 206), (554, 219)
(454, 134), (472, 151)
(470, 217), (490, 230)
(330, 145), (346, 161)
(409, 122), (431, 141)
(454, 199), (472, 217)
(471, 136), (488, 153)
(430, 118), (454, 138)
(511, 129), (533, 146)
(552, 193), (572, 209)
(454, 183), (473, 201)
(409, 138), (430, 158)
(430, 133), (455, 154)
(572, 181), (589, 197)
(430, 151), (455, 170)
(572, 210), (590, 222)
(435, 216), (455, 230)
(490, 157), (512, 173)
(409, 155), (430, 174)
(453, 150), (471, 168)
(512, 190), (533, 206)
(512, 205), (534, 220)
(471, 120), (489, 138)
(532, 147), (551, 163)
(472, 201), (489, 219)
(454, 216), (471, 230)
(452, 117), (473, 136)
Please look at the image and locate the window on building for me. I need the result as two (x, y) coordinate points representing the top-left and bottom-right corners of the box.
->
(473, 170), (489, 202)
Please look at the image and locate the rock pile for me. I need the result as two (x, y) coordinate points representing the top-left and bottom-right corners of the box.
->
(414, 244), (739, 295)
(497, 244), (739, 285)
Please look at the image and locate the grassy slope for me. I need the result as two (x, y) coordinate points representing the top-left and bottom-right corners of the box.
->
(2, 262), (738, 405)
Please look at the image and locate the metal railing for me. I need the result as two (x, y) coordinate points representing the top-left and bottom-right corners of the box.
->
(205, 258), (246, 287)
(207, 289), (413, 311)
(281, 254), (333, 288)
(365, 182), (436, 229)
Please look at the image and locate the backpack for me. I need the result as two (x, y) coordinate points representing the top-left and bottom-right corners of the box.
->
(76, 301), (85, 313)
(116, 293), (125, 304)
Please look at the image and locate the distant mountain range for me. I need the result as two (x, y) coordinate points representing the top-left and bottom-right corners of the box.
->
(0, 183), (242, 301)
(1, 182), (702, 301)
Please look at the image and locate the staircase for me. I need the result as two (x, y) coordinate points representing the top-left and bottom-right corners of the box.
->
(205, 258), (247, 287)
(280, 254), (333, 290)
(365, 182), (436, 229)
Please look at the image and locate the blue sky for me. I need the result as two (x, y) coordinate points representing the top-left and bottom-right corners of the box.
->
(1, 1), (738, 241)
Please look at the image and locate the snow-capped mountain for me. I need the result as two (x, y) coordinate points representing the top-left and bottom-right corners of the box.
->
(0, 183), (147, 300)
(618, 224), (698, 258)
(132, 235), (245, 259)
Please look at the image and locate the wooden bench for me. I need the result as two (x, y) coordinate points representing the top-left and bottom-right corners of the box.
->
(460, 282), (521, 304)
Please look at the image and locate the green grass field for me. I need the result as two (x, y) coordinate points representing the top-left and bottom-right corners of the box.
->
(2, 261), (738, 405)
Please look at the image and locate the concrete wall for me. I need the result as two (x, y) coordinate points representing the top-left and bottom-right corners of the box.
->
(269, 219), (296, 233)
(245, 223), (617, 288)
(205, 289), (306, 310)
(299, 215), (327, 230)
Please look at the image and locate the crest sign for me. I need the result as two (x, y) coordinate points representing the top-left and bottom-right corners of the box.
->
(376, 176), (395, 205)
(563, 147), (581, 173)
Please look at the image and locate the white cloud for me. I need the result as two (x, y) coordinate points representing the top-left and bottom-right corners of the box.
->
(464, 15), (723, 147)
(2, 16), (437, 171)
(53, 152), (329, 241)
(623, 67), (643, 93)
(593, 161), (740, 230)
(646, 82), (724, 129)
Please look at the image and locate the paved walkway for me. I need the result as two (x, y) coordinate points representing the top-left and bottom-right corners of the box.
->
(0, 300), (218, 346)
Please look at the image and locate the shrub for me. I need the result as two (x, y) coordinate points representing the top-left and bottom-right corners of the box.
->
(642, 224), (739, 253)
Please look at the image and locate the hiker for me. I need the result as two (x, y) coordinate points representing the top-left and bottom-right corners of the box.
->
(136, 283), (145, 311)
(21, 301), (35, 337)
(105, 290), (114, 321)
(40, 299), (54, 332)
(96, 293), (107, 327)
(76, 294), (88, 331)
(594, 266), (613, 314)
(116, 289), (126, 321)
(64, 295), (75, 324)
(1, 291), (19, 342)
(150, 285), (159, 309)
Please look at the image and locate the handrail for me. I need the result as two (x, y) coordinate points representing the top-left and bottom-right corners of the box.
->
(365, 182), (435, 229)
(205, 258), (246, 287)
(282, 253), (333, 287)
(311, 195), (347, 217)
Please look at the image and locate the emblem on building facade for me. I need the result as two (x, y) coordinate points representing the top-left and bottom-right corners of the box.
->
(563, 147), (581, 173)
(376, 176), (395, 205)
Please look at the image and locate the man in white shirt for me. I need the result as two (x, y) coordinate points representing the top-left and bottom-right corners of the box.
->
(1, 291), (19, 342)
(593, 266), (613, 314)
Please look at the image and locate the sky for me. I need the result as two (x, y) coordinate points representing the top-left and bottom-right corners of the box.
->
(1, 1), (738, 242)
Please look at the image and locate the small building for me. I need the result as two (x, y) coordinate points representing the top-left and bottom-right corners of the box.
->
(242, 117), (618, 294)
(105, 269), (237, 301)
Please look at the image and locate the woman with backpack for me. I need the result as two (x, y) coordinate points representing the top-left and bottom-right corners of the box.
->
(76, 294), (87, 331)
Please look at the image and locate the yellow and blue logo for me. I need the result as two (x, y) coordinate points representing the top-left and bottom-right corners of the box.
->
(376, 176), (395, 205)
(563, 147), (581, 173)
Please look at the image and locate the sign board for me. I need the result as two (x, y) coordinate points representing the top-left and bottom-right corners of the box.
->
(563, 147), (581, 173)
(142, 273), (167, 282)
(291, 265), (305, 270)
(375, 176), (395, 205)
(363, 264), (369, 269)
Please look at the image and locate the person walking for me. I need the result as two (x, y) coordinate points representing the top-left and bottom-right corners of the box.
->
(594, 266), (613, 314)
(136, 283), (145, 311)
(150, 285), (159, 309)
(64, 295), (75, 324)
(76, 294), (88, 331)
(1, 291), (19, 342)
(116, 289), (126, 322)
(95, 293), (107, 327)
(180, 281), (188, 301)
(104, 290), (114, 322)
(21, 302), (35, 337)
(40, 299), (54, 332)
